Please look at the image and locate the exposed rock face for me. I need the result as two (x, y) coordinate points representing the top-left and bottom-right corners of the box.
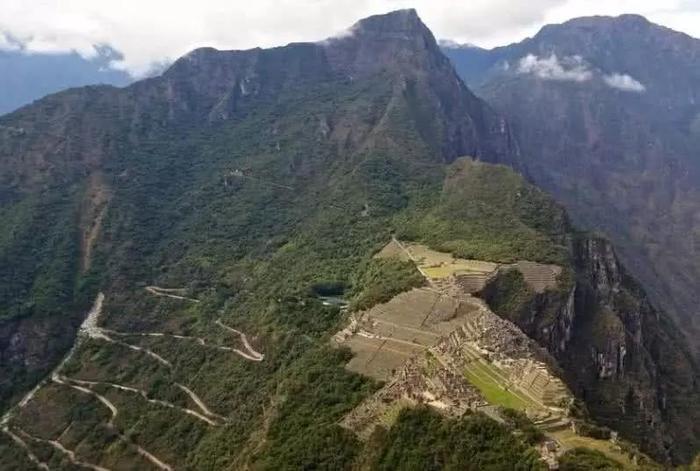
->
(156, 9), (518, 164)
(443, 15), (700, 358)
(0, 313), (81, 410)
(481, 235), (700, 463)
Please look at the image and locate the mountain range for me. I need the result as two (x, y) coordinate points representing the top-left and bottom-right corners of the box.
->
(442, 15), (700, 355)
(0, 9), (698, 469)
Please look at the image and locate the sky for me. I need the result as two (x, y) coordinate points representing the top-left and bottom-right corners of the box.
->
(1, 0), (699, 76)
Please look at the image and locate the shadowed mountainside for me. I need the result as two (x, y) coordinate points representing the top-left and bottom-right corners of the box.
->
(443, 15), (700, 359)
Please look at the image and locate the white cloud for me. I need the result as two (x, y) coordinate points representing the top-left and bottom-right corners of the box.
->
(517, 54), (593, 81)
(517, 54), (649, 91)
(0, 0), (698, 76)
(603, 73), (646, 92)
(0, 0), (569, 76)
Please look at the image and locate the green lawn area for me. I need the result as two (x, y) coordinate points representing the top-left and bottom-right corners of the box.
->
(460, 348), (540, 411)
(464, 363), (530, 410)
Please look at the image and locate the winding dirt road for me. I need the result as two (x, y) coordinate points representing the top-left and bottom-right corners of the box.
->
(52, 375), (173, 471)
(175, 384), (227, 423)
(18, 429), (110, 471)
(1, 426), (50, 471)
(67, 378), (222, 426)
(215, 320), (264, 361)
(105, 330), (234, 353)
(145, 286), (200, 303)
(80, 294), (173, 368)
(2, 292), (265, 469)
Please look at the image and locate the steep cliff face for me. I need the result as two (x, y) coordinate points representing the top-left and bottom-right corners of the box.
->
(0, 312), (83, 410)
(444, 16), (700, 361)
(481, 235), (700, 463)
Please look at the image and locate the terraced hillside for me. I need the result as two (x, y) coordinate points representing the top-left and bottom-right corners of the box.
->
(335, 240), (658, 468)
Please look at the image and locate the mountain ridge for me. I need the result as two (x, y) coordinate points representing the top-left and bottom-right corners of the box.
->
(442, 13), (700, 358)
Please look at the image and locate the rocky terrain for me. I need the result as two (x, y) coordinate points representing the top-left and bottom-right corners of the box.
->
(443, 15), (700, 359)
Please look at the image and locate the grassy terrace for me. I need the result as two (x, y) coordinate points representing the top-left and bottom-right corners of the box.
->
(459, 347), (542, 412)
(463, 363), (530, 410)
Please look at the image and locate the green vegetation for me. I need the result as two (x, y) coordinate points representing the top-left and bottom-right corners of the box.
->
(0, 184), (98, 410)
(0, 188), (84, 320)
(252, 347), (377, 470)
(349, 257), (425, 311)
(480, 269), (534, 320)
(394, 159), (570, 265)
(558, 448), (623, 470)
(0, 42), (665, 469)
(369, 407), (545, 470)
(461, 350), (538, 411)
(500, 408), (545, 445)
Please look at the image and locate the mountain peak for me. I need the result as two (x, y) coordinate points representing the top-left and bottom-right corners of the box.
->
(541, 13), (656, 38)
(319, 8), (447, 80)
(615, 13), (651, 25)
(350, 9), (424, 38)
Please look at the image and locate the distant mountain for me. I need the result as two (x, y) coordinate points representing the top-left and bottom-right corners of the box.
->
(0, 44), (131, 115)
(0, 10), (698, 468)
(443, 14), (700, 357)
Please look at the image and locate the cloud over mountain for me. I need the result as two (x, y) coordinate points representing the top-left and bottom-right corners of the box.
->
(517, 54), (593, 81)
(603, 73), (646, 92)
(516, 54), (647, 93)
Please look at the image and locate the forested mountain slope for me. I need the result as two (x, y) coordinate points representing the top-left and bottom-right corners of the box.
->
(0, 8), (515, 412)
(0, 9), (697, 468)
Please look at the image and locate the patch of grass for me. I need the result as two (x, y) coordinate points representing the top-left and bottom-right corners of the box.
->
(463, 363), (531, 411)
(421, 266), (455, 278)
